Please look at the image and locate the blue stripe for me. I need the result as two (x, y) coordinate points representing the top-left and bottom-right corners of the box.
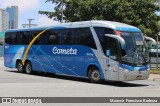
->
(116, 26), (141, 32)
(119, 64), (150, 71)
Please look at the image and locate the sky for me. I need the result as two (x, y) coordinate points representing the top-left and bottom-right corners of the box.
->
(0, 0), (160, 29)
(0, 0), (60, 28)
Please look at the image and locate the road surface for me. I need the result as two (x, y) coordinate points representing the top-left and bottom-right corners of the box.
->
(0, 57), (160, 106)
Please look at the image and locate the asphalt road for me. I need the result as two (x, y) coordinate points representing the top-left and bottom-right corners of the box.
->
(0, 58), (160, 106)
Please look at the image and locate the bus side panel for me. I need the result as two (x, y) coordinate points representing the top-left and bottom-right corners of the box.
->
(90, 50), (105, 80)
(27, 45), (57, 73)
(4, 44), (25, 68)
(26, 45), (103, 77)
(55, 46), (104, 77)
(4, 44), (105, 79)
(26, 45), (86, 76)
(53, 46), (102, 77)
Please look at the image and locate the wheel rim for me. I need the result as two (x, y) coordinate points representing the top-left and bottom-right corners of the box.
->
(26, 63), (31, 73)
(91, 70), (100, 81)
(18, 63), (23, 72)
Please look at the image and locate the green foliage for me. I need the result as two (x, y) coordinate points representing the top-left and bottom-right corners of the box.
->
(39, 0), (160, 36)
(39, 0), (69, 22)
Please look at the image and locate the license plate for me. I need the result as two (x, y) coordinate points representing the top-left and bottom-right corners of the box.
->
(136, 75), (142, 79)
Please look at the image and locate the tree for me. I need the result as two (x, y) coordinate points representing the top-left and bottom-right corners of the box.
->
(65, 0), (160, 36)
(39, 0), (160, 36)
(39, 0), (68, 22)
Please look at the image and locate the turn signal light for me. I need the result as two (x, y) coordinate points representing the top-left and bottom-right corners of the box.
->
(116, 31), (121, 36)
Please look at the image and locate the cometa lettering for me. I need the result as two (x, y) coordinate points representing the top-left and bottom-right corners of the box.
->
(52, 47), (77, 55)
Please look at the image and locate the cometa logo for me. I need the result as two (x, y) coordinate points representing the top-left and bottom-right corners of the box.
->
(52, 47), (77, 55)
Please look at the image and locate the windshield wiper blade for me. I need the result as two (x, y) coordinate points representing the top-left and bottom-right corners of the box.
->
(139, 52), (146, 63)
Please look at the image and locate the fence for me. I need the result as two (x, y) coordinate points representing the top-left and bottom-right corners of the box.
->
(150, 43), (160, 69)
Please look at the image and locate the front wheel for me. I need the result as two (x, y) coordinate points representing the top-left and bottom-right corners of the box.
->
(25, 62), (32, 74)
(88, 67), (102, 83)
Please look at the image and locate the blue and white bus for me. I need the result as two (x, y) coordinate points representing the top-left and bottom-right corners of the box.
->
(4, 20), (156, 83)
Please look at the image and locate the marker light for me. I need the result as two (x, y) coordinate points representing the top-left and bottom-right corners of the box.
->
(116, 31), (121, 36)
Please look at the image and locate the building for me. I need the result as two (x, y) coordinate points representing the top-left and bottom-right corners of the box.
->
(0, 9), (8, 32)
(6, 6), (18, 29)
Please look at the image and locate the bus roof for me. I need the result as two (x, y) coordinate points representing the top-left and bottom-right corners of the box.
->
(6, 20), (141, 32)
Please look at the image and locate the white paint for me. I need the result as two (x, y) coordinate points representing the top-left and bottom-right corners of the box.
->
(52, 47), (77, 55)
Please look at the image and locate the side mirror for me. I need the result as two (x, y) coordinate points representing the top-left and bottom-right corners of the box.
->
(145, 36), (157, 49)
(105, 34), (126, 50)
(146, 41), (152, 49)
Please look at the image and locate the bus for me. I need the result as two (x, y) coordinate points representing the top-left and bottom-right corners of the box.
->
(4, 20), (157, 83)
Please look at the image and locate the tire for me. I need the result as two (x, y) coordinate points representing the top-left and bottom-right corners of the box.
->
(25, 62), (32, 74)
(88, 67), (102, 83)
(16, 61), (24, 73)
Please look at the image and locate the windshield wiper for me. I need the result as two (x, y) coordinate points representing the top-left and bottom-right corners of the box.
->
(139, 51), (146, 63)
(132, 48), (137, 65)
(136, 45), (147, 64)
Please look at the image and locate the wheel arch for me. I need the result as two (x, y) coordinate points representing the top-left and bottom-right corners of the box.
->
(24, 59), (31, 64)
(16, 59), (32, 67)
(86, 63), (105, 79)
(16, 59), (22, 68)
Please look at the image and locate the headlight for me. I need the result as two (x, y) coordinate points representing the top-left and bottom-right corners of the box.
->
(124, 69), (129, 73)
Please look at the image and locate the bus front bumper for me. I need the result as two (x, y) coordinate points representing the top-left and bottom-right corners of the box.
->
(119, 69), (150, 81)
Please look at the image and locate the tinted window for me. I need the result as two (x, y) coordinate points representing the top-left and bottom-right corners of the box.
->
(105, 37), (119, 60)
(33, 31), (43, 45)
(94, 27), (115, 52)
(5, 28), (96, 48)
(63, 29), (74, 45)
(5, 32), (12, 44)
(33, 29), (61, 45)
(5, 31), (33, 45)
(16, 32), (23, 44)
(5, 32), (16, 44)
(59, 28), (96, 49)
(47, 30), (60, 45)
(21, 31), (32, 44)
(73, 28), (97, 49)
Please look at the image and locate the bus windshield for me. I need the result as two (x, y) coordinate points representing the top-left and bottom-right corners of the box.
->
(120, 32), (149, 66)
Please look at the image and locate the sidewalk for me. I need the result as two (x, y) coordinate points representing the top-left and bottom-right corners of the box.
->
(149, 74), (160, 81)
(0, 57), (3, 64)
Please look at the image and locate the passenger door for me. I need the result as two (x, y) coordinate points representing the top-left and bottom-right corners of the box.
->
(105, 37), (119, 81)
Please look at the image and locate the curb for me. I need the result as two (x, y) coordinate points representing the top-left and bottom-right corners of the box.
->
(148, 78), (160, 81)
(150, 78), (160, 81)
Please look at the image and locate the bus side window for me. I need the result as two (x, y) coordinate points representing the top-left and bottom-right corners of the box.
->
(49, 34), (56, 44)
(11, 33), (16, 45)
(16, 32), (22, 44)
(21, 32), (31, 44)
(37, 31), (47, 45)
(75, 28), (97, 49)
(63, 29), (74, 45)
(32, 31), (41, 45)
(5, 32), (12, 44)
(47, 30), (60, 45)
(5, 32), (17, 45)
